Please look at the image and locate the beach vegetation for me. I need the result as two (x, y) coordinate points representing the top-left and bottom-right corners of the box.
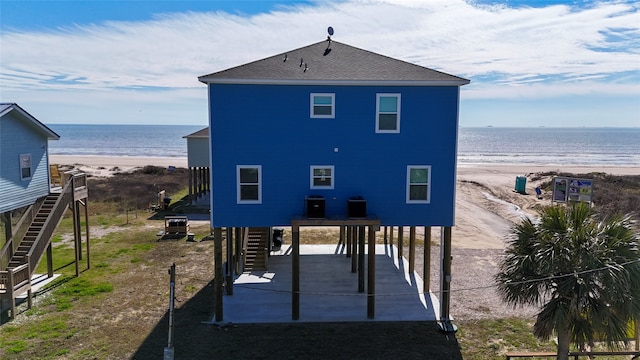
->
(496, 202), (640, 360)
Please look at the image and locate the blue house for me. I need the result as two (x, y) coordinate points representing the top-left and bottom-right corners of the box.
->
(0, 103), (60, 215)
(199, 36), (469, 326)
(199, 39), (469, 227)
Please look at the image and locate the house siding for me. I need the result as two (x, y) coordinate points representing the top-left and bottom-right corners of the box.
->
(0, 112), (51, 213)
(186, 137), (210, 168)
(209, 83), (459, 227)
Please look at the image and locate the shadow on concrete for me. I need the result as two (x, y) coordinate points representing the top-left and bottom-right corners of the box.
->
(131, 244), (463, 359)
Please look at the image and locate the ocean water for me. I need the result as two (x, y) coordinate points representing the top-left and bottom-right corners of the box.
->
(48, 125), (640, 166)
(458, 127), (640, 166)
(48, 124), (204, 158)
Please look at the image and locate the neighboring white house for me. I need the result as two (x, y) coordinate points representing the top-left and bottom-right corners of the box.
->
(0, 103), (60, 214)
(183, 127), (210, 203)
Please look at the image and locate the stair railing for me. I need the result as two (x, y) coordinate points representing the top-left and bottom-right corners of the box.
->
(25, 172), (79, 275)
(0, 197), (46, 271)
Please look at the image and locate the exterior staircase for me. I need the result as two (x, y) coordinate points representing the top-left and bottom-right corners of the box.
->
(1, 171), (88, 320)
(243, 227), (269, 271)
(7, 194), (59, 269)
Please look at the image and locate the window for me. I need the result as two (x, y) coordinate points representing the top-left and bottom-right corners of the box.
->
(376, 94), (401, 133)
(237, 165), (261, 203)
(406, 166), (431, 203)
(310, 166), (334, 189)
(20, 154), (32, 180)
(310, 93), (335, 118)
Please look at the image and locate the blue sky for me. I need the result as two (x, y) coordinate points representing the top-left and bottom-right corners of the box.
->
(1, 0), (638, 127)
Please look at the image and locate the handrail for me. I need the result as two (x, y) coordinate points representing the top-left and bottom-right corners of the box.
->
(26, 173), (83, 274)
(0, 197), (45, 270)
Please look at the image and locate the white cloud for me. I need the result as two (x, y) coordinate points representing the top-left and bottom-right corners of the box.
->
(1, 0), (638, 125)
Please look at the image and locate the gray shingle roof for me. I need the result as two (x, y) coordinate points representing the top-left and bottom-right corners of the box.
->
(198, 40), (469, 86)
(183, 127), (209, 138)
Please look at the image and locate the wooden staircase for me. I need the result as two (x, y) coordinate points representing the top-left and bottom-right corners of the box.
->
(7, 194), (59, 269)
(243, 227), (269, 271)
(1, 171), (88, 320)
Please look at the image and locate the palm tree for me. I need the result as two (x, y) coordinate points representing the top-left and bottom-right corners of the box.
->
(496, 202), (640, 360)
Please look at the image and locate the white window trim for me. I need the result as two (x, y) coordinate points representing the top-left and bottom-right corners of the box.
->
(375, 93), (401, 133)
(310, 165), (335, 190)
(20, 153), (32, 181)
(406, 165), (431, 204)
(237, 165), (262, 204)
(310, 93), (335, 119)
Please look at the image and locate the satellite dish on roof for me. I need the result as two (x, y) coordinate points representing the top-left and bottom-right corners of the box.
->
(328, 26), (334, 36)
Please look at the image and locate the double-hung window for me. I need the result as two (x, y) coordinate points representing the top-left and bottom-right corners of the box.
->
(376, 94), (401, 133)
(237, 165), (261, 203)
(406, 166), (431, 203)
(310, 93), (335, 118)
(310, 165), (334, 189)
(20, 154), (32, 180)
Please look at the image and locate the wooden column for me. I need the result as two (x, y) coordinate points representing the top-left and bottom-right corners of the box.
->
(85, 200), (90, 270)
(235, 228), (242, 274)
(213, 227), (223, 322)
(345, 225), (351, 257)
(358, 226), (365, 293)
(2, 211), (11, 244)
(292, 224), (300, 320)
(75, 201), (82, 261)
(397, 226), (404, 260)
(188, 168), (193, 203)
(383, 226), (388, 245)
(351, 226), (357, 273)
(225, 228), (233, 295)
(73, 202), (80, 277)
(339, 226), (345, 251)
(423, 226), (431, 293)
(409, 226), (416, 273)
(367, 225), (376, 319)
(46, 243), (53, 277)
(439, 226), (456, 332)
(389, 226), (394, 248)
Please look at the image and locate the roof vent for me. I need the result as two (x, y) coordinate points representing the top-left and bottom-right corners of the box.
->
(283, 53), (288, 62)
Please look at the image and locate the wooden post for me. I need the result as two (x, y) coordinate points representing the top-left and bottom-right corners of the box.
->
(383, 226), (388, 245)
(358, 226), (365, 293)
(2, 211), (11, 244)
(389, 226), (394, 248)
(292, 224), (300, 320)
(73, 202), (80, 277)
(439, 226), (456, 332)
(85, 200), (90, 270)
(235, 228), (242, 274)
(397, 226), (404, 260)
(424, 226), (431, 293)
(75, 201), (82, 261)
(339, 226), (345, 250)
(409, 226), (416, 273)
(346, 225), (351, 257)
(188, 168), (193, 203)
(213, 227), (223, 322)
(46, 243), (53, 277)
(226, 228), (233, 295)
(351, 226), (357, 273)
(367, 225), (376, 319)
